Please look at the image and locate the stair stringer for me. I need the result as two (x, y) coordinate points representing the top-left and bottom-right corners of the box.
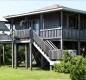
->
(33, 41), (60, 65)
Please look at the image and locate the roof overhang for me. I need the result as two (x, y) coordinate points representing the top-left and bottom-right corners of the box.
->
(4, 4), (86, 19)
(4, 8), (63, 19)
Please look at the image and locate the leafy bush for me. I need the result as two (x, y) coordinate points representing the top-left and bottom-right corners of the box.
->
(53, 62), (64, 73)
(53, 51), (86, 80)
(53, 51), (73, 73)
(54, 51), (86, 73)
(63, 51), (72, 63)
(70, 56), (86, 80)
(70, 65), (86, 80)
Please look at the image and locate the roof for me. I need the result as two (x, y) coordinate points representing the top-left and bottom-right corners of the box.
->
(0, 22), (9, 31)
(0, 17), (7, 22)
(4, 4), (86, 19)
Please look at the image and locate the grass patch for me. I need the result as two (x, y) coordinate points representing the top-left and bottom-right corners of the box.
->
(0, 66), (70, 80)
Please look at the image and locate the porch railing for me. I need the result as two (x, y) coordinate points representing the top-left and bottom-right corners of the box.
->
(13, 28), (86, 40)
(49, 50), (63, 60)
(0, 34), (12, 41)
(40, 28), (62, 39)
(63, 29), (79, 39)
(40, 28), (86, 40)
(14, 29), (30, 39)
(80, 30), (86, 39)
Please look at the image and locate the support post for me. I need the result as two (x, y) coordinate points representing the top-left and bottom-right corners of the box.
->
(25, 44), (30, 68)
(29, 21), (33, 70)
(60, 11), (63, 50)
(3, 44), (5, 65)
(50, 65), (52, 71)
(78, 14), (80, 55)
(41, 55), (44, 68)
(29, 41), (32, 70)
(14, 43), (18, 69)
(12, 42), (14, 68)
(78, 41), (80, 55)
(11, 19), (14, 68)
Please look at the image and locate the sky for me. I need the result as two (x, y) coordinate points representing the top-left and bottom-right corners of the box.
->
(0, 0), (86, 17)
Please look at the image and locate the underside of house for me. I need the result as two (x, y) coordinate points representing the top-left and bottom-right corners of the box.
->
(0, 4), (86, 70)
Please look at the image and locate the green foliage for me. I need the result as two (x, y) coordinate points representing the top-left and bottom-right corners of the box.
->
(53, 51), (73, 73)
(53, 51), (86, 80)
(0, 44), (25, 65)
(53, 62), (64, 73)
(0, 44), (12, 65)
(63, 51), (72, 62)
(70, 56), (86, 80)
(17, 45), (25, 65)
(5, 45), (12, 64)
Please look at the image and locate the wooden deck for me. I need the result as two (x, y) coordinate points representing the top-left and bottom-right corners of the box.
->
(0, 34), (12, 43)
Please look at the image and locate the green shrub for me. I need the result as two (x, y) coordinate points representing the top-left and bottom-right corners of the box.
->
(70, 56), (86, 80)
(53, 62), (64, 73)
(53, 51), (86, 78)
(70, 65), (86, 80)
(53, 51), (72, 73)
(63, 51), (72, 63)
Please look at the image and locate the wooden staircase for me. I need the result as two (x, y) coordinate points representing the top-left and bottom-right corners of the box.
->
(32, 30), (62, 67)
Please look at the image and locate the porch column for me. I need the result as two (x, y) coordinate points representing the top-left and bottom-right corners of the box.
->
(39, 14), (43, 36)
(78, 14), (80, 55)
(25, 44), (30, 68)
(14, 43), (18, 69)
(29, 21), (33, 70)
(3, 44), (5, 65)
(11, 19), (14, 68)
(60, 11), (63, 50)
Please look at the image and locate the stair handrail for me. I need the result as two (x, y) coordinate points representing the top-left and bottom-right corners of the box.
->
(33, 30), (52, 56)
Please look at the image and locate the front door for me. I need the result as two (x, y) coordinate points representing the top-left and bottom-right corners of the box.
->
(34, 19), (39, 34)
